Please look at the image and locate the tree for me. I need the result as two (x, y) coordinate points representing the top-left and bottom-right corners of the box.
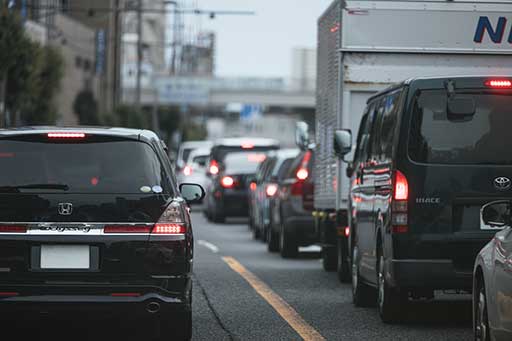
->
(115, 105), (148, 129)
(73, 90), (99, 125)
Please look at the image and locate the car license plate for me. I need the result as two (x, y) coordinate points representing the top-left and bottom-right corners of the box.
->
(40, 245), (90, 269)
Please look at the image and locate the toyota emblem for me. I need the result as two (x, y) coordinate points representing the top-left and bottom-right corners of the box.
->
(494, 177), (511, 191)
(58, 203), (73, 215)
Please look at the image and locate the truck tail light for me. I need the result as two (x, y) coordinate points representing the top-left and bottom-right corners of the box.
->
(392, 170), (408, 233)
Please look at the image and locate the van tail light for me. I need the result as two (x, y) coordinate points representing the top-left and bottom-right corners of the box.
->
(296, 169), (309, 180)
(209, 160), (219, 175)
(0, 225), (27, 233)
(392, 170), (409, 233)
(221, 176), (234, 188)
(296, 151), (312, 180)
(183, 165), (193, 176)
(266, 183), (278, 197)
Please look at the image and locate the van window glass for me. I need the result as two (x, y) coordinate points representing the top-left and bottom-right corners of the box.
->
(380, 90), (402, 158)
(408, 90), (512, 164)
(355, 103), (375, 164)
(370, 98), (385, 159)
(277, 158), (294, 180)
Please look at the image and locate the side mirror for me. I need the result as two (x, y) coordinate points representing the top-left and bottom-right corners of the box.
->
(346, 162), (354, 178)
(295, 121), (310, 151)
(334, 129), (352, 160)
(481, 200), (511, 228)
(179, 183), (205, 204)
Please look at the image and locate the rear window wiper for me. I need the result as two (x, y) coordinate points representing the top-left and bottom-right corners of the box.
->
(0, 184), (69, 192)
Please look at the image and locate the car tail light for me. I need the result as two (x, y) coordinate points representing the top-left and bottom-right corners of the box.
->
(250, 182), (257, 191)
(0, 225), (27, 233)
(241, 142), (254, 149)
(104, 225), (152, 233)
(344, 226), (350, 237)
(183, 165), (193, 176)
(485, 79), (512, 88)
(221, 176), (234, 188)
(47, 132), (85, 138)
(0, 292), (19, 297)
(153, 201), (187, 234)
(209, 160), (219, 175)
(296, 151), (312, 180)
(266, 183), (278, 197)
(392, 170), (408, 233)
(296, 168), (309, 180)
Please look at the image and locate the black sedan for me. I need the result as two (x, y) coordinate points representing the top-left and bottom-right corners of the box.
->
(0, 127), (204, 340)
(474, 200), (512, 341)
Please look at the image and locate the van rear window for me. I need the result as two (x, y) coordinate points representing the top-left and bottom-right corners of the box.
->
(0, 139), (170, 194)
(408, 90), (512, 165)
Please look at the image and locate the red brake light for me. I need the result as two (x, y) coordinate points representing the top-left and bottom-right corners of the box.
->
(344, 226), (350, 237)
(183, 165), (193, 176)
(485, 79), (512, 88)
(0, 225), (26, 233)
(153, 223), (186, 234)
(296, 169), (309, 180)
(104, 225), (152, 234)
(266, 184), (278, 197)
(241, 142), (254, 149)
(250, 182), (257, 191)
(209, 160), (219, 175)
(47, 132), (85, 138)
(221, 176), (234, 188)
(394, 170), (408, 201)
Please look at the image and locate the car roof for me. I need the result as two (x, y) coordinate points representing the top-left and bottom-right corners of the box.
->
(188, 147), (211, 158)
(267, 148), (300, 159)
(213, 137), (280, 147)
(0, 126), (160, 143)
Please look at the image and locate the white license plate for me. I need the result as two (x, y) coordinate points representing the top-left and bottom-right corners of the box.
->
(40, 245), (90, 269)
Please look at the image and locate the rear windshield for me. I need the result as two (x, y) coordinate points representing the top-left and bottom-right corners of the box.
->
(224, 152), (267, 174)
(180, 147), (194, 163)
(408, 90), (512, 165)
(0, 139), (171, 194)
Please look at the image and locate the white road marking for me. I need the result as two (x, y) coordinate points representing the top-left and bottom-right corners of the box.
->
(198, 240), (219, 253)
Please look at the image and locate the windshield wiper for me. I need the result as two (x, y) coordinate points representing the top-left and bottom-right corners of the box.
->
(0, 184), (69, 192)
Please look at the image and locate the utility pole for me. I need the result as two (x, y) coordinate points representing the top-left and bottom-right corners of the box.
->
(112, 0), (121, 109)
(135, 0), (142, 112)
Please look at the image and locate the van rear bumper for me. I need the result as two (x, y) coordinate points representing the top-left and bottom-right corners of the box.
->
(386, 259), (473, 290)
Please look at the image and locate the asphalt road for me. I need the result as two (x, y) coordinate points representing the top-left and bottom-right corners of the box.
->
(190, 211), (473, 341)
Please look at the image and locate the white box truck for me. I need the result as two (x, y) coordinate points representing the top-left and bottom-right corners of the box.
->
(313, 0), (512, 280)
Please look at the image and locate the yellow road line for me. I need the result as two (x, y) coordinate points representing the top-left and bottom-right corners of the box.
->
(222, 256), (325, 341)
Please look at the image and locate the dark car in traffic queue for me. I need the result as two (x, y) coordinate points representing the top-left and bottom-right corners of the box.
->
(0, 127), (204, 340)
(249, 149), (300, 242)
(205, 138), (280, 223)
(269, 148), (315, 258)
(473, 200), (512, 341)
(334, 76), (512, 323)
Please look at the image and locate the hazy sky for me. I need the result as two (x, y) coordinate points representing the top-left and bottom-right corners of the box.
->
(196, 0), (332, 78)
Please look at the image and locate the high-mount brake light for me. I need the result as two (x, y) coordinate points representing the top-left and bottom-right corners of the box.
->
(485, 79), (512, 88)
(47, 132), (85, 138)
(0, 225), (26, 233)
(221, 176), (234, 188)
(241, 142), (254, 149)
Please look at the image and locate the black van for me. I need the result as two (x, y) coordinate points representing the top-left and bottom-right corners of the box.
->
(334, 76), (512, 323)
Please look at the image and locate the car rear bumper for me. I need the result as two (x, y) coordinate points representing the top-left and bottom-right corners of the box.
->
(284, 216), (315, 245)
(386, 259), (473, 290)
(0, 287), (190, 316)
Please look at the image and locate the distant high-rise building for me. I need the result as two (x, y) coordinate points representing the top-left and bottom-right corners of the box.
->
(291, 48), (316, 92)
(180, 32), (215, 77)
